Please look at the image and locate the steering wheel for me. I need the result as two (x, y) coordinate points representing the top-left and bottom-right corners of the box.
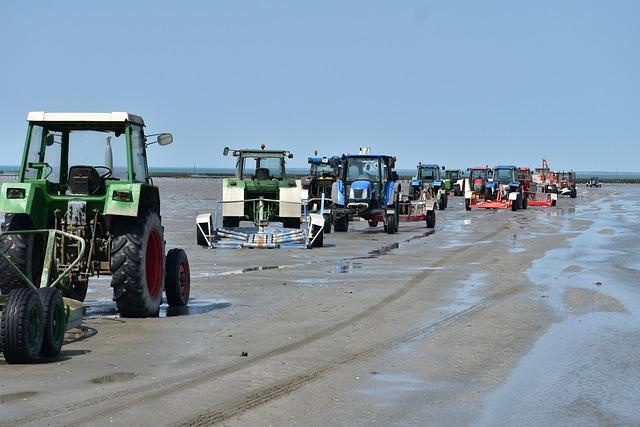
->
(94, 166), (113, 179)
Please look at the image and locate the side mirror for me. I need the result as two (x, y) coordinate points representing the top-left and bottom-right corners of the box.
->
(157, 133), (173, 146)
(46, 134), (55, 146)
(288, 153), (293, 159)
(442, 165), (446, 170)
(223, 147), (230, 156)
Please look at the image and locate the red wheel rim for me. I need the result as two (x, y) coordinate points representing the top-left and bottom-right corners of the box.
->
(145, 230), (162, 298)
(178, 259), (190, 299)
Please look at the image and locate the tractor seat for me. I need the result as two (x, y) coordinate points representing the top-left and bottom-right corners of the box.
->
(254, 168), (270, 180)
(68, 166), (105, 195)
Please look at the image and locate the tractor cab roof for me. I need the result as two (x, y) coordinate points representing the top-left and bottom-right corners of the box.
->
(308, 156), (339, 165)
(494, 165), (517, 169)
(418, 163), (439, 169)
(28, 111), (144, 126)
(469, 166), (491, 170)
(344, 153), (394, 160)
(226, 147), (293, 158)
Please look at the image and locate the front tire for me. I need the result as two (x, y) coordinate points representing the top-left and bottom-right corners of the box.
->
(37, 287), (66, 357)
(110, 211), (165, 318)
(426, 210), (436, 228)
(323, 213), (332, 234)
(165, 248), (190, 307)
(333, 213), (349, 232)
(0, 288), (44, 364)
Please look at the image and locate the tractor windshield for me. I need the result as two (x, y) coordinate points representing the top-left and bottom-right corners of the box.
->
(446, 170), (460, 181)
(310, 163), (336, 177)
(22, 124), (132, 186)
(345, 157), (381, 182)
(494, 168), (515, 183)
(517, 170), (531, 180)
(419, 166), (439, 180)
(469, 169), (488, 182)
(240, 155), (284, 180)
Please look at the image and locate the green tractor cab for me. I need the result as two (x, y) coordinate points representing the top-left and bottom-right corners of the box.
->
(445, 169), (464, 196)
(0, 112), (190, 363)
(196, 146), (324, 248)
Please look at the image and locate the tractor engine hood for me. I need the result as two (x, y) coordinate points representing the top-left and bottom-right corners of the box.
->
(347, 180), (372, 211)
(349, 180), (372, 201)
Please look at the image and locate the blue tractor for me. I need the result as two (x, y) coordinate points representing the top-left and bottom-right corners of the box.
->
(331, 152), (403, 234)
(488, 165), (526, 211)
(409, 163), (448, 210)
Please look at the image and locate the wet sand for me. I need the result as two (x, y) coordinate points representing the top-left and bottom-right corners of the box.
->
(1, 182), (639, 426)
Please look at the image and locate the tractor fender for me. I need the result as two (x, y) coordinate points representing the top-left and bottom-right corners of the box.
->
(103, 182), (143, 217)
(423, 199), (436, 211)
(0, 182), (47, 227)
(331, 181), (345, 205)
(384, 181), (400, 206)
(463, 179), (473, 199)
(279, 180), (302, 218)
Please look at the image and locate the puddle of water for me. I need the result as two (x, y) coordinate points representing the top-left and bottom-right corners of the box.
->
(335, 261), (363, 274)
(359, 372), (430, 401)
(292, 277), (332, 287)
(90, 372), (138, 384)
(84, 298), (230, 318)
(0, 391), (38, 404)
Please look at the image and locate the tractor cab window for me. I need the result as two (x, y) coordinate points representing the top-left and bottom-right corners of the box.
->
(66, 130), (128, 182)
(130, 124), (148, 183)
(310, 163), (335, 177)
(448, 171), (460, 181)
(241, 155), (284, 180)
(419, 167), (438, 180)
(23, 125), (45, 180)
(494, 169), (514, 183)
(469, 169), (488, 181)
(346, 157), (380, 182)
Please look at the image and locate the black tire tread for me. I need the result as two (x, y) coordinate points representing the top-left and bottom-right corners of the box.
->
(1, 288), (44, 364)
(38, 287), (65, 357)
(110, 211), (164, 318)
(0, 214), (33, 295)
(165, 248), (190, 307)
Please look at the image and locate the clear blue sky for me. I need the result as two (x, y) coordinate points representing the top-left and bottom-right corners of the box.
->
(1, 1), (638, 171)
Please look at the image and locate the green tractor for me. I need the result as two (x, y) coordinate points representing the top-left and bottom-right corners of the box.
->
(0, 112), (190, 363)
(196, 145), (325, 248)
(444, 169), (464, 196)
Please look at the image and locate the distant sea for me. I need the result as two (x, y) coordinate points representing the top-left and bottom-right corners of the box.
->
(1, 165), (639, 180)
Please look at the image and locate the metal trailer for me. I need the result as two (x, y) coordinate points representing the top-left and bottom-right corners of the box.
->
(196, 197), (325, 249)
(464, 165), (525, 211)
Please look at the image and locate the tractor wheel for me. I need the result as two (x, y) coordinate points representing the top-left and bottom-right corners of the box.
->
(37, 287), (66, 357)
(443, 194), (448, 209)
(368, 220), (378, 227)
(522, 193), (528, 210)
(164, 249), (190, 307)
(426, 210), (436, 228)
(110, 211), (165, 318)
(323, 213), (332, 234)
(222, 217), (240, 229)
(0, 288), (44, 364)
(333, 213), (349, 232)
(386, 214), (397, 234)
(512, 194), (520, 211)
(0, 214), (44, 295)
(282, 218), (301, 229)
(570, 189), (577, 198)
(465, 198), (471, 211)
(438, 194), (446, 210)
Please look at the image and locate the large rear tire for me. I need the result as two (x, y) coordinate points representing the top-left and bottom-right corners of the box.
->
(165, 248), (190, 307)
(37, 287), (66, 357)
(438, 194), (446, 210)
(465, 198), (471, 211)
(426, 210), (436, 228)
(0, 288), (44, 364)
(0, 215), (43, 295)
(512, 194), (520, 211)
(110, 211), (165, 318)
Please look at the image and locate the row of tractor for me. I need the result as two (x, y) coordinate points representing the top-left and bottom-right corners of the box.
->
(0, 111), (579, 364)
